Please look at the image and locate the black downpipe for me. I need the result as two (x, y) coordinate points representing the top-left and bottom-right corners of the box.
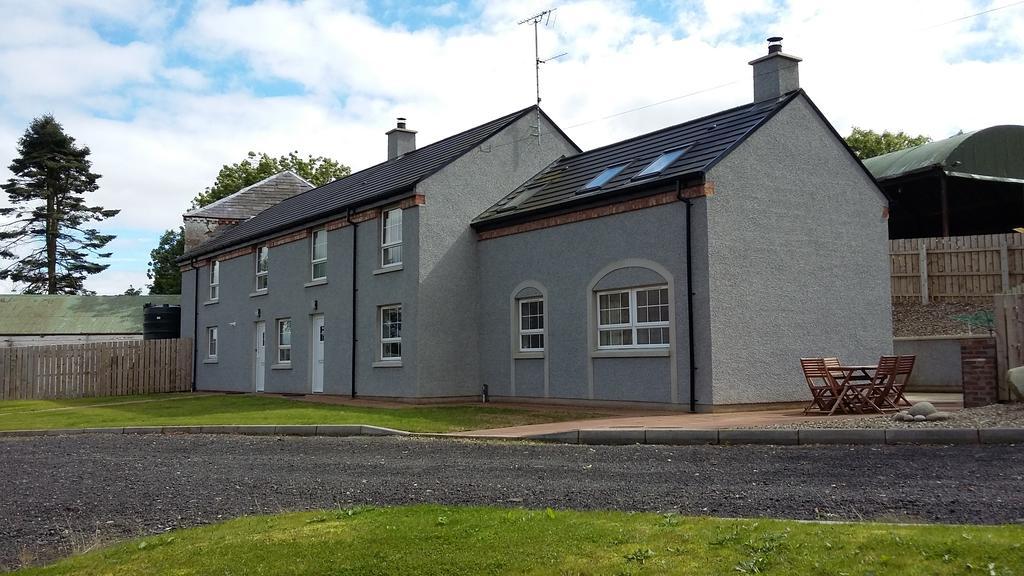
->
(191, 258), (199, 392)
(677, 181), (697, 413)
(347, 209), (359, 398)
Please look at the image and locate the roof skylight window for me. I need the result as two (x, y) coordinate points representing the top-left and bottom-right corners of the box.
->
(578, 163), (628, 194)
(633, 146), (690, 180)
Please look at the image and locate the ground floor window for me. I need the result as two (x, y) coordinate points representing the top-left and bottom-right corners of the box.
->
(277, 319), (292, 363)
(518, 298), (544, 352)
(597, 286), (670, 348)
(380, 305), (402, 360)
(206, 326), (218, 359)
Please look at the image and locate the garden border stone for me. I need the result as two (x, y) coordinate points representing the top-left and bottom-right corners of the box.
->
(0, 425), (1022, 445)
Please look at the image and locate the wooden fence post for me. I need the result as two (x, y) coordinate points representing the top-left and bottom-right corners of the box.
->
(918, 243), (929, 304)
(1000, 241), (1011, 292)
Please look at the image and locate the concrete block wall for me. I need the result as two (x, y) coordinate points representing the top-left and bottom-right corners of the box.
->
(961, 337), (998, 408)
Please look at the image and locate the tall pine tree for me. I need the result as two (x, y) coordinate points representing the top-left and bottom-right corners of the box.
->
(0, 115), (119, 294)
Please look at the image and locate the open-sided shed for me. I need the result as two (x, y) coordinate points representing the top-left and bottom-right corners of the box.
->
(865, 125), (1024, 239)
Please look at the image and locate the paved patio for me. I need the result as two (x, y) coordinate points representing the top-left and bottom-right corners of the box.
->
(289, 392), (962, 438)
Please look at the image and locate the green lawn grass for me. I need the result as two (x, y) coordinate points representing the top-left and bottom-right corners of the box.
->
(11, 506), (1023, 575)
(0, 393), (607, 433)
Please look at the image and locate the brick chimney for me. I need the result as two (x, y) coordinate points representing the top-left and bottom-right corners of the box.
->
(748, 37), (802, 102)
(386, 117), (416, 160)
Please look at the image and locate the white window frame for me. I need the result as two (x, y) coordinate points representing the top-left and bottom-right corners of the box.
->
(596, 285), (670, 349)
(277, 318), (292, 364)
(255, 245), (268, 292)
(518, 297), (545, 352)
(207, 326), (218, 359)
(379, 304), (402, 360)
(311, 229), (327, 281)
(381, 207), (402, 268)
(208, 260), (220, 301)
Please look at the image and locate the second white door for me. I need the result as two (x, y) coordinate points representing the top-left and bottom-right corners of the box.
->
(254, 321), (266, 392)
(312, 315), (324, 393)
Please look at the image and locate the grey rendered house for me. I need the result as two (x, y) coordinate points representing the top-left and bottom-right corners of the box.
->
(181, 41), (891, 410)
(474, 43), (891, 410)
(180, 108), (579, 398)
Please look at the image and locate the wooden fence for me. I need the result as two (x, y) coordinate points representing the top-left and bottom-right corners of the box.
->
(0, 338), (192, 401)
(891, 233), (1024, 303)
(995, 292), (1024, 401)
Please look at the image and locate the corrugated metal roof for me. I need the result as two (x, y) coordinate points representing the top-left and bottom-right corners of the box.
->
(473, 92), (798, 226)
(863, 125), (1024, 183)
(0, 295), (180, 335)
(185, 105), (558, 258)
(184, 171), (314, 220)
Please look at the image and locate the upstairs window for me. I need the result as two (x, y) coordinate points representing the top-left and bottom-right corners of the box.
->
(578, 163), (628, 194)
(633, 146), (690, 180)
(311, 229), (327, 280)
(518, 298), (545, 352)
(597, 286), (670, 348)
(255, 245), (268, 291)
(381, 208), (402, 267)
(209, 260), (220, 301)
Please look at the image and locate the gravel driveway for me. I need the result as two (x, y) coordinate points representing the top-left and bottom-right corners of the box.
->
(1, 434), (1022, 570)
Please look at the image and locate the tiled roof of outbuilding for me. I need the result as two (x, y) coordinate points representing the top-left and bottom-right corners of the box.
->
(184, 171), (314, 221)
(473, 91), (801, 227)
(186, 105), (570, 258)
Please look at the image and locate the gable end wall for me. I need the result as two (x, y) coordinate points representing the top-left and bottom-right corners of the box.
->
(414, 112), (579, 397)
(705, 94), (892, 405)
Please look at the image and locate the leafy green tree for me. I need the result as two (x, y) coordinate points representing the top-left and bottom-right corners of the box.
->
(0, 115), (119, 294)
(147, 151), (349, 294)
(845, 127), (932, 159)
(123, 285), (142, 296)
(147, 227), (184, 295)
(190, 151), (350, 209)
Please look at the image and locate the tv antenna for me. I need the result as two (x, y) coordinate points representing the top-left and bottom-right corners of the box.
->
(518, 8), (566, 106)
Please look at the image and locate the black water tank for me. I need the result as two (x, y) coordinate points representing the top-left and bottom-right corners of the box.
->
(143, 303), (181, 340)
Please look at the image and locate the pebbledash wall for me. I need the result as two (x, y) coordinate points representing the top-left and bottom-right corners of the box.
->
(476, 94), (892, 410)
(181, 113), (576, 397)
(701, 94), (892, 406)
(476, 194), (706, 406)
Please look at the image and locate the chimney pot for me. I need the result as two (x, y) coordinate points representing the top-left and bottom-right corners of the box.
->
(396, 117), (406, 129)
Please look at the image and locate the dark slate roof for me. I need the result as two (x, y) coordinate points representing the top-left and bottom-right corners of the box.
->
(473, 91), (801, 226)
(184, 171), (314, 220)
(186, 105), (556, 258)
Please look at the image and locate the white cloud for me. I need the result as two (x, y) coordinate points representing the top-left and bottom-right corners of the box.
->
(1, 0), (1023, 294)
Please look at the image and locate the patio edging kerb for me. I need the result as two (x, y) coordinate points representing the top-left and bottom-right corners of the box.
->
(0, 425), (1021, 445)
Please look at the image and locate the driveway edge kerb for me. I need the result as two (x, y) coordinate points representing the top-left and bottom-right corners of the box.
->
(0, 426), (1021, 445)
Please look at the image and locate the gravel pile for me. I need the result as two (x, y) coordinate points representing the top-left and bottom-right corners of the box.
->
(759, 402), (1024, 430)
(893, 300), (992, 337)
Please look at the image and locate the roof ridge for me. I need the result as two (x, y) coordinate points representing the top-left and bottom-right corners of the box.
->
(183, 104), (543, 259)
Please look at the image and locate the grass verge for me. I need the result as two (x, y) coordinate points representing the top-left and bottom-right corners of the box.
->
(0, 393), (607, 433)
(11, 505), (1024, 575)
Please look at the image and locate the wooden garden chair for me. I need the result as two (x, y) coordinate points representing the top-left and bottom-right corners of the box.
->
(890, 355), (916, 408)
(800, 358), (841, 414)
(864, 355), (900, 412)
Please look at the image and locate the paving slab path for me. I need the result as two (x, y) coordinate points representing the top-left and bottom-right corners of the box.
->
(1, 433), (1021, 571)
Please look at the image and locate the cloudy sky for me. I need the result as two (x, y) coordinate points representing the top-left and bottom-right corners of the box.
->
(1, 0), (1022, 294)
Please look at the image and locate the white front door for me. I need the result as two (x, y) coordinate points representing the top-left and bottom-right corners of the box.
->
(254, 321), (266, 392)
(312, 315), (325, 393)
